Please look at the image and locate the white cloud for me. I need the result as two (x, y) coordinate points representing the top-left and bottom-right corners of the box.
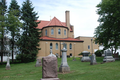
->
(6, 0), (101, 37)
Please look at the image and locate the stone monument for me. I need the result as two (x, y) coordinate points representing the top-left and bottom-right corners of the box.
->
(90, 54), (97, 65)
(35, 59), (42, 67)
(103, 50), (115, 62)
(48, 49), (56, 57)
(59, 42), (70, 72)
(113, 52), (120, 60)
(6, 54), (10, 70)
(40, 56), (59, 80)
(81, 51), (91, 62)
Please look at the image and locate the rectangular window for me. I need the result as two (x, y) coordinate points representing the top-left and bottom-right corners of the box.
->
(51, 29), (54, 35)
(56, 43), (58, 50)
(45, 30), (47, 36)
(64, 30), (66, 35)
(88, 45), (90, 49)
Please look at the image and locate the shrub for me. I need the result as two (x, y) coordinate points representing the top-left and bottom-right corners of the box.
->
(16, 53), (36, 63)
(95, 50), (103, 57)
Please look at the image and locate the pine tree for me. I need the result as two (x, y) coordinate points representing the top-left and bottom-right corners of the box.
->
(0, 0), (7, 64)
(7, 0), (21, 63)
(17, 0), (41, 62)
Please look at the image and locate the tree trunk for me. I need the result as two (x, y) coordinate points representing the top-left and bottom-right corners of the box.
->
(12, 36), (14, 63)
(1, 28), (4, 64)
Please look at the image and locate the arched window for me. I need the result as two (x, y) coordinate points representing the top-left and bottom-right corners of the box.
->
(50, 43), (52, 49)
(45, 29), (47, 36)
(64, 30), (66, 35)
(56, 43), (58, 50)
(58, 29), (61, 34)
(88, 45), (90, 49)
(51, 29), (54, 35)
(69, 43), (72, 49)
(65, 44), (67, 49)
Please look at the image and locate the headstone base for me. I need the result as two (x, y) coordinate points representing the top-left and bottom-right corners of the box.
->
(90, 62), (97, 65)
(103, 58), (115, 62)
(81, 57), (91, 62)
(59, 66), (70, 72)
(35, 63), (42, 67)
(40, 78), (60, 80)
(6, 66), (10, 70)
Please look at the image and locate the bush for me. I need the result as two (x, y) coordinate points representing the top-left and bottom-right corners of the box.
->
(16, 53), (36, 63)
(78, 52), (83, 55)
(95, 50), (103, 57)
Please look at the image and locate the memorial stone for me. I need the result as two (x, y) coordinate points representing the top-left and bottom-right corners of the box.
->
(81, 51), (91, 62)
(59, 42), (70, 72)
(103, 50), (115, 62)
(6, 54), (10, 70)
(35, 59), (42, 67)
(90, 54), (97, 65)
(40, 56), (59, 80)
(48, 49), (56, 57)
(113, 52), (120, 60)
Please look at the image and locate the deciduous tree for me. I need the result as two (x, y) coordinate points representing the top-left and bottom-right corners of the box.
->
(94, 0), (120, 52)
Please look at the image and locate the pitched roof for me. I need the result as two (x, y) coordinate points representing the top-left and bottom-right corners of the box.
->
(40, 36), (84, 42)
(36, 17), (73, 31)
(45, 17), (67, 27)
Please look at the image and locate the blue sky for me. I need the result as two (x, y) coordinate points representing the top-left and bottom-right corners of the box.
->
(7, 0), (101, 37)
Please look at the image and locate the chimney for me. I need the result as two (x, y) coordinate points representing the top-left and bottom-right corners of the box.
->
(65, 11), (70, 29)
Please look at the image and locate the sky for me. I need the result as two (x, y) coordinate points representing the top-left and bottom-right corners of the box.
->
(7, 0), (102, 38)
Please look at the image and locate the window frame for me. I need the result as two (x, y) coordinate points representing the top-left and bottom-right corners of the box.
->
(51, 29), (54, 35)
(45, 29), (47, 36)
(50, 43), (53, 49)
(58, 29), (61, 35)
(88, 45), (90, 49)
(64, 29), (66, 35)
(69, 43), (72, 50)
(56, 43), (58, 50)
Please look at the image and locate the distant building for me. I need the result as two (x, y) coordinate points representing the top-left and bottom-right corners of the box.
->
(37, 11), (84, 58)
(75, 36), (99, 54)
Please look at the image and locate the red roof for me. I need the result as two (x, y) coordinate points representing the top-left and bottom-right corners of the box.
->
(40, 36), (83, 42)
(37, 17), (73, 31)
(45, 17), (67, 27)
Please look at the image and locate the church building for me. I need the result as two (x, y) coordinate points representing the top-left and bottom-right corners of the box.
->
(37, 11), (84, 58)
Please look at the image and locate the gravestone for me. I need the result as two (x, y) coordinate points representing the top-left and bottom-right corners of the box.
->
(103, 50), (115, 62)
(81, 51), (91, 62)
(40, 56), (59, 80)
(6, 54), (10, 70)
(90, 54), (97, 65)
(48, 49), (56, 57)
(59, 42), (70, 72)
(113, 52), (120, 60)
(35, 59), (42, 67)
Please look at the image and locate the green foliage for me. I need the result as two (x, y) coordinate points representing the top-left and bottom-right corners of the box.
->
(17, 0), (41, 63)
(94, 0), (120, 51)
(7, 0), (21, 63)
(0, 0), (7, 63)
(95, 50), (103, 57)
(78, 52), (83, 55)
(16, 53), (35, 63)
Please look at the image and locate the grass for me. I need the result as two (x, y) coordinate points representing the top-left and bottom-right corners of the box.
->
(0, 57), (120, 80)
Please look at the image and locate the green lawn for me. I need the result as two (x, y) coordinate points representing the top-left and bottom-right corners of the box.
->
(0, 57), (120, 80)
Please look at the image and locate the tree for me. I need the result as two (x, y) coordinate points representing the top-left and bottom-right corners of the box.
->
(7, 0), (21, 63)
(94, 0), (120, 53)
(0, 0), (7, 64)
(17, 0), (41, 63)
